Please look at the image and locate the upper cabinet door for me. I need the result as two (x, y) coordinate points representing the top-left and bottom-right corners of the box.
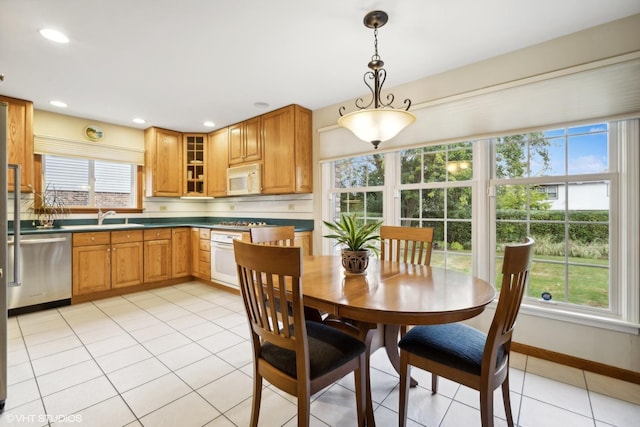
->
(243, 116), (262, 163)
(228, 116), (262, 165)
(207, 127), (229, 197)
(1, 95), (34, 193)
(261, 105), (312, 194)
(183, 133), (206, 196)
(144, 127), (183, 197)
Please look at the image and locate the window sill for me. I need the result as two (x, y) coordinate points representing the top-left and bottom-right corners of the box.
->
(516, 302), (640, 335)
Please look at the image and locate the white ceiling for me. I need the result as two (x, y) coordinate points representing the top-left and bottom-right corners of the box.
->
(1, 0), (639, 133)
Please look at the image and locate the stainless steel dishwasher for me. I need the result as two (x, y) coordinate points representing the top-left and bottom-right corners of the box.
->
(7, 233), (72, 314)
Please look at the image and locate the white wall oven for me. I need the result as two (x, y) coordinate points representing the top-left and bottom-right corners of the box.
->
(210, 230), (242, 288)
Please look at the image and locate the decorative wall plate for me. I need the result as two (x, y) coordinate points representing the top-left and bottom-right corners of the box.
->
(85, 125), (104, 141)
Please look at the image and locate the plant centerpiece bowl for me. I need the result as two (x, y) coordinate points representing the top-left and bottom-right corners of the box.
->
(28, 183), (69, 228)
(323, 213), (383, 275)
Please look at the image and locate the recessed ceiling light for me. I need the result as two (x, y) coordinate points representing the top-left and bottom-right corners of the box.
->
(253, 102), (269, 109)
(132, 118), (146, 124)
(50, 100), (67, 108)
(204, 121), (215, 127)
(39, 28), (69, 44)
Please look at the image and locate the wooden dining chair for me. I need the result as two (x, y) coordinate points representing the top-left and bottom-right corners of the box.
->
(398, 237), (535, 427)
(233, 239), (367, 427)
(380, 225), (434, 266)
(249, 225), (295, 247)
(250, 225), (323, 323)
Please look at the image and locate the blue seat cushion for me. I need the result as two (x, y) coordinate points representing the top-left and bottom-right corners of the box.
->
(399, 323), (499, 375)
(261, 321), (366, 379)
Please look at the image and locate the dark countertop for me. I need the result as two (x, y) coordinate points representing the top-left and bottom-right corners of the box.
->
(9, 217), (314, 235)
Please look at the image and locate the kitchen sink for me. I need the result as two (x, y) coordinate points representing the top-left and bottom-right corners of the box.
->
(60, 223), (145, 230)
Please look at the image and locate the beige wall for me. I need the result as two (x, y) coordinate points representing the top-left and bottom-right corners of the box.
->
(311, 14), (640, 373)
(34, 110), (144, 150)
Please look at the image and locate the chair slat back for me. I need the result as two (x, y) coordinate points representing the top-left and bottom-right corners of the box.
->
(485, 237), (534, 365)
(234, 239), (305, 353)
(250, 225), (295, 247)
(380, 226), (434, 266)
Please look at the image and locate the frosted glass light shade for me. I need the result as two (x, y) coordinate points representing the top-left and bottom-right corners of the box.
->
(338, 108), (416, 148)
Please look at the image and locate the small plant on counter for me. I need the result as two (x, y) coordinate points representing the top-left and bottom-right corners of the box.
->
(27, 183), (69, 228)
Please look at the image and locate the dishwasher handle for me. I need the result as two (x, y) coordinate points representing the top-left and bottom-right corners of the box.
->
(8, 237), (68, 245)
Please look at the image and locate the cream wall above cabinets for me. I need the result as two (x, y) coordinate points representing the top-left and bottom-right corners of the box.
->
(34, 110), (144, 151)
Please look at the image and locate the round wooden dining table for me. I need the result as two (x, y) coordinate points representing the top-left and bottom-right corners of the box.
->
(300, 255), (496, 426)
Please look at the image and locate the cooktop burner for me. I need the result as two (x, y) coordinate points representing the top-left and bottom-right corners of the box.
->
(217, 221), (268, 227)
(211, 221), (270, 231)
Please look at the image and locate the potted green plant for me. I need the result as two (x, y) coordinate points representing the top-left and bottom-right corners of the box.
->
(28, 183), (69, 228)
(323, 213), (383, 275)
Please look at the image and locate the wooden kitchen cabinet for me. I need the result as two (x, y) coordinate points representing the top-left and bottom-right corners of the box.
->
(207, 127), (229, 197)
(72, 232), (112, 296)
(183, 134), (206, 196)
(111, 230), (144, 289)
(261, 104), (312, 194)
(72, 231), (144, 296)
(144, 127), (183, 197)
(171, 227), (191, 278)
(191, 228), (211, 279)
(228, 116), (261, 165)
(1, 95), (34, 193)
(294, 231), (313, 256)
(144, 228), (172, 282)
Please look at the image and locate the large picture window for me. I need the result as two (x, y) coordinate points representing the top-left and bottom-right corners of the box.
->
(324, 119), (639, 327)
(491, 124), (612, 313)
(398, 142), (473, 271)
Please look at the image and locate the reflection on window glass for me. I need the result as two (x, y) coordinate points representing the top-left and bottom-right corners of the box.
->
(401, 142), (473, 185)
(334, 154), (384, 188)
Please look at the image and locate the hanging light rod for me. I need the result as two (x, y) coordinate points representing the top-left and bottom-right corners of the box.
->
(338, 10), (416, 149)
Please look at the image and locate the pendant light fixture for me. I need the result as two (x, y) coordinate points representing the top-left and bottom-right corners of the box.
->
(338, 10), (416, 149)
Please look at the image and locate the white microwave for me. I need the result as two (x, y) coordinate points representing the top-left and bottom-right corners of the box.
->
(227, 164), (261, 195)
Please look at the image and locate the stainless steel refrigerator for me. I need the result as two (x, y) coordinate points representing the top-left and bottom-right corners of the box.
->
(1, 100), (8, 411)
(0, 101), (19, 412)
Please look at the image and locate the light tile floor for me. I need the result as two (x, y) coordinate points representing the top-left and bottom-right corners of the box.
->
(1, 282), (639, 426)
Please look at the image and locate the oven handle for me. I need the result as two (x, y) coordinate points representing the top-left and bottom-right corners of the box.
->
(211, 241), (235, 250)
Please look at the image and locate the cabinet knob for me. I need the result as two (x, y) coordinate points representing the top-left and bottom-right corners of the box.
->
(91, 237), (95, 241)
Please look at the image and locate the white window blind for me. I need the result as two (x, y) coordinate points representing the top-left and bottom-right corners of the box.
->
(34, 134), (145, 165)
(319, 55), (640, 161)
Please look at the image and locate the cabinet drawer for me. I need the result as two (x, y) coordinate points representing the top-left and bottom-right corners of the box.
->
(199, 239), (210, 251)
(111, 230), (143, 244)
(199, 261), (211, 276)
(73, 232), (111, 246)
(199, 250), (210, 263)
(199, 228), (210, 239)
(144, 228), (171, 240)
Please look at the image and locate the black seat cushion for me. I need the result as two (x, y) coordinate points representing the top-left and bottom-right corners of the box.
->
(399, 323), (500, 375)
(261, 321), (365, 379)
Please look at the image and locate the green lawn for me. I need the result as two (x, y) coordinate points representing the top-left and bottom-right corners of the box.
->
(431, 251), (609, 308)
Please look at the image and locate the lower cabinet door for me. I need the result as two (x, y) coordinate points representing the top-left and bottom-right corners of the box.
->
(144, 239), (172, 282)
(111, 241), (144, 288)
(73, 244), (111, 295)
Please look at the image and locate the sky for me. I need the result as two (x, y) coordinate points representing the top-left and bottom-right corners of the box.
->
(537, 123), (608, 176)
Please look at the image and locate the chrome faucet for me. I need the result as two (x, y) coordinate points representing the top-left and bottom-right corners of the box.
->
(98, 209), (116, 225)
